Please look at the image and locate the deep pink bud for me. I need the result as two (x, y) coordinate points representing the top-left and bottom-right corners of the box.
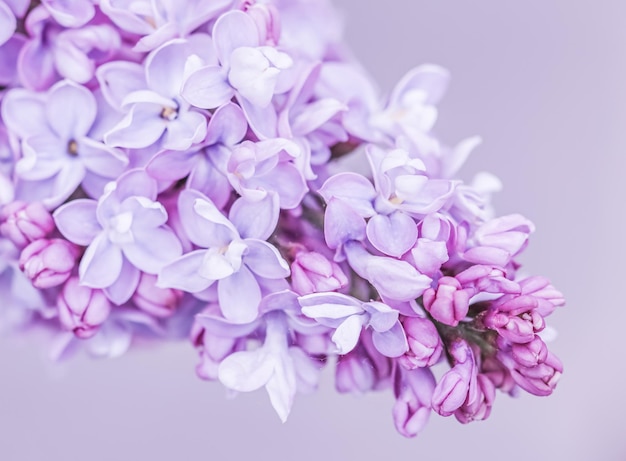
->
(290, 251), (348, 295)
(132, 273), (183, 318)
(398, 316), (442, 369)
(19, 238), (79, 288)
(0, 201), (55, 248)
(506, 351), (563, 397)
(57, 277), (112, 339)
(519, 276), (565, 316)
(510, 335), (548, 368)
(431, 339), (478, 416)
(392, 367), (436, 437)
(454, 373), (496, 424)
(483, 307), (545, 344)
(423, 276), (471, 326)
(481, 355), (516, 394)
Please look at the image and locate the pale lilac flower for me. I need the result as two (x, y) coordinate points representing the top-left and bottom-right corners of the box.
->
(182, 10), (293, 138)
(18, 7), (121, 90)
(53, 170), (182, 304)
(0, 201), (55, 249)
(102, 37), (210, 151)
(393, 366), (436, 437)
(158, 189), (288, 323)
(100, 0), (233, 52)
(1, 80), (128, 207)
(19, 238), (79, 288)
(57, 276), (112, 339)
(147, 102), (247, 207)
(196, 291), (326, 422)
(299, 291), (408, 357)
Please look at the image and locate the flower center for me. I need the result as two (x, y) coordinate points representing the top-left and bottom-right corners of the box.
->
(67, 140), (79, 156)
(160, 106), (178, 121)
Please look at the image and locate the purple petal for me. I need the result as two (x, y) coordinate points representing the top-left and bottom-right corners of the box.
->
(319, 172), (377, 217)
(323, 198), (366, 250)
(265, 349), (297, 423)
(212, 10), (259, 65)
(388, 65), (450, 108)
(157, 250), (214, 293)
(372, 322), (408, 357)
(41, 0), (95, 27)
(145, 39), (189, 96)
(96, 61), (146, 111)
(104, 259), (140, 305)
(104, 104), (166, 149)
(243, 239), (290, 279)
(46, 81), (96, 139)
(291, 98), (346, 136)
(218, 348), (274, 391)
(206, 102), (247, 146)
(78, 137), (128, 177)
(1, 89), (47, 139)
(181, 66), (233, 109)
(123, 227), (182, 274)
(178, 188), (237, 248)
(238, 95), (277, 139)
(218, 265), (261, 323)
(162, 111), (207, 151)
(363, 301), (398, 332)
(147, 149), (197, 181)
(79, 233), (123, 288)
(229, 193), (279, 240)
(53, 199), (100, 245)
(0, 2), (16, 46)
(332, 315), (365, 354)
(366, 211), (418, 258)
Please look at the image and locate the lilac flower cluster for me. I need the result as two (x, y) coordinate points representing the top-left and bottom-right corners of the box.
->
(0, 0), (564, 436)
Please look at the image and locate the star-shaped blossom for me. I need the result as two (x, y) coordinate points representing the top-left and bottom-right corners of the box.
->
(1, 80), (128, 208)
(100, 37), (210, 151)
(182, 10), (293, 138)
(53, 169), (183, 304)
(158, 189), (288, 323)
(299, 291), (408, 357)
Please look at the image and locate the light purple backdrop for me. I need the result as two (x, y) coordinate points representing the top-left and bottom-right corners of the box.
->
(1, 1), (624, 460)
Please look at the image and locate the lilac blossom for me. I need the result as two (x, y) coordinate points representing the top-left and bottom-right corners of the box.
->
(101, 37), (210, 151)
(299, 291), (408, 357)
(182, 10), (293, 138)
(1, 80), (128, 207)
(158, 189), (288, 323)
(195, 291), (327, 422)
(0, 0), (565, 438)
(99, 0), (233, 52)
(53, 169), (182, 304)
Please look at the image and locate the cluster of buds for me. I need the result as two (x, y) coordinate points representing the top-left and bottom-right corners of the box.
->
(0, 0), (564, 436)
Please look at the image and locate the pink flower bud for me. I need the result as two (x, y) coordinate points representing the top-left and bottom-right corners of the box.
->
(398, 316), (442, 369)
(335, 335), (392, 394)
(57, 277), (112, 339)
(0, 201), (55, 248)
(423, 276), (471, 326)
(132, 273), (182, 317)
(19, 238), (79, 289)
(290, 251), (348, 295)
(506, 350), (563, 397)
(392, 367), (436, 438)
(454, 373), (495, 424)
(510, 335), (548, 368)
(191, 321), (244, 381)
(431, 339), (478, 416)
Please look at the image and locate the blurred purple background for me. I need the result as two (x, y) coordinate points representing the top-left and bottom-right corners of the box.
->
(1, 1), (624, 460)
